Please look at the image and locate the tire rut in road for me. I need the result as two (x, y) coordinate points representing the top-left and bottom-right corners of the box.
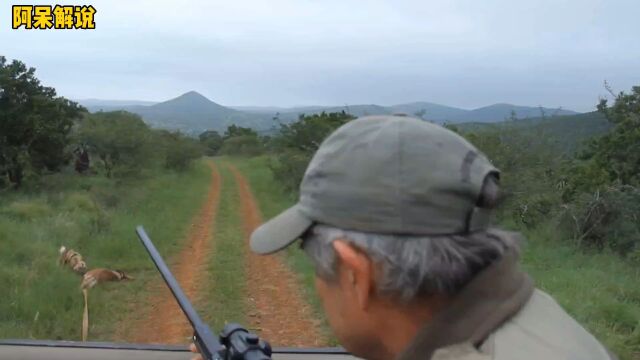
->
(227, 164), (325, 347)
(120, 160), (221, 344)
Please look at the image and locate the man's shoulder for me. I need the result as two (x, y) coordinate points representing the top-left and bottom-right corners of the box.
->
(431, 289), (616, 360)
(481, 288), (615, 360)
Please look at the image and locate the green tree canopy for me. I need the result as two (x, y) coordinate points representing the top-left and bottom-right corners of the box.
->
(75, 111), (153, 177)
(269, 111), (355, 192)
(157, 129), (203, 171)
(0, 56), (85, 187)
(223, 124), (257, 140)
(563, 85), (640, 197)
(199, 130), (223, 156)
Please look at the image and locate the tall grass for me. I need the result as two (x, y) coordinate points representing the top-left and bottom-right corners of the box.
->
(233, 155), (640, 359)
(0, 160), (212, 341)
(517, 222), (640, 360)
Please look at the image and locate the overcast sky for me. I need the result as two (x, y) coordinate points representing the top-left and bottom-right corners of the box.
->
(2, 0), (639, 111)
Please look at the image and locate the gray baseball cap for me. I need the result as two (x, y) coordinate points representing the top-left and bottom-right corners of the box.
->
(250, 115), (499, 255)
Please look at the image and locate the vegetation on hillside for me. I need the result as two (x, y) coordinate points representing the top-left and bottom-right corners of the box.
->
(1, 58), (205, 190)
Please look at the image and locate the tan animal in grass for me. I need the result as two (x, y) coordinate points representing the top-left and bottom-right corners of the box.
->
(58, 246), (87, 275)
(80, 268), (134, 341)
(80, 268), (134, 290)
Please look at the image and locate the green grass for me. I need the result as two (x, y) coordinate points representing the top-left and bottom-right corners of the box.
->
(0, 160), (212, 341)
(197, 161), (247, 332)
(519, 223), (640, 360)
(232, 155), (640, 359)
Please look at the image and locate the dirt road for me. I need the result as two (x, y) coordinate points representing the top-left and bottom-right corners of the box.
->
(228, 164), (325, 347)
(117, 160), (323, 347)
(122, 161), (222, 344)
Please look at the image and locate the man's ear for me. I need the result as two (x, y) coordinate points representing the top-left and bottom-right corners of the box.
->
(333, 240), (374, 310)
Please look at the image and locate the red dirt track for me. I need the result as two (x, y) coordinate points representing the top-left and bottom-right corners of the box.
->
(123, 161), (221, 344)
(228, 164), (325, 347)
(117, 160), (323, 347)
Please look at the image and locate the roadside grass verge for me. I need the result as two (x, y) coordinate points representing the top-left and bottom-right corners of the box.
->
(517, 222), (640, 360)
(198, 160), (247, 332)
(232, 155), (640, 359)
(0, 160), (211, 342)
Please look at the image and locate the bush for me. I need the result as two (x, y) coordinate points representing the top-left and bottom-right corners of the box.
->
(268, 111), (354, 193)
(558, 185), (640, 254)
(220, 135), (264, 156)
(268, 150), (312, 193)
(75, 111), (155, 178)
(156, 130), (203, 171)
(511, 193), (559, 229)
(199, 130), (223, 156)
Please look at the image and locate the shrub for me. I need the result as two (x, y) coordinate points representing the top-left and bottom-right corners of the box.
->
(559, 184), (640, 254)
(220, 135), (264, 156)
(268, 150), (312, 193)
(156, 130), (203, 171)
(75, 111), (154, 178)
(268, 111), (354, 193)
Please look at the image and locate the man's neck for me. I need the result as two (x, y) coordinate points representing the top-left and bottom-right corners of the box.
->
(372, 296), (450, 359)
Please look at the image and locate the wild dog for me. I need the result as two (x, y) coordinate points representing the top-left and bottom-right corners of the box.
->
(80, 268), (134, 341)
(58, 246), (87, 275)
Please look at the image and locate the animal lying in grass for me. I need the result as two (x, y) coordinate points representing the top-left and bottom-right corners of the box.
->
(81, 268), (134, 341)
(58, 246), (87, 275)
(80, 268), (134, 289)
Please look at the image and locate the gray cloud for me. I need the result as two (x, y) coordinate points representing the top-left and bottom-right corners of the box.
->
(2, 0), (639, 111)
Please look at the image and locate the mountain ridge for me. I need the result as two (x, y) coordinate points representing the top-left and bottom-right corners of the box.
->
(77, 91), (581, 133)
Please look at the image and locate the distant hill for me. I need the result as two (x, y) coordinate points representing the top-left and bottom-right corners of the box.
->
(78, 99), (158, 110)
(80, 92), (269, 134)
(388, 102), (469, 121)
(232, 102), (578, 124)
(79, 92), (581, 134)
(456, 103), (577, 123)
(458, 111), (611, 154)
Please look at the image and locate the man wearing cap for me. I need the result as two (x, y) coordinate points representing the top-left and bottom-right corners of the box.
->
(196, 115), (616, 360)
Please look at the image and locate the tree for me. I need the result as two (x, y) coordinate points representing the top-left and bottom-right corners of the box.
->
(0, 56), (84, 187)
(223, 124), (257, 140)
(269, 111), (355, 192)
(75, 111), (153, 177)
(219, 125), (264, 156)
(199, 130), (223, 155)
(273, 111), (355, 153)
(592, 85), (640, 186)
(563, 85), (640, 196)
(157, 130), (202, 171)
(414, 108), (427, 120)
(556, 85), (640, 255)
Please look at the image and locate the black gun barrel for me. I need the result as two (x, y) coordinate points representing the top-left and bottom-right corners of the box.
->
(135, 226), (224, 360)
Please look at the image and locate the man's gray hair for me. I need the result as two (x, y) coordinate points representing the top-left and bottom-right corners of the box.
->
(301, 226), (522, 302)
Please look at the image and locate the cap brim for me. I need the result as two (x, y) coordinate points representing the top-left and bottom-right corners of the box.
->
(250, 203), (313, 255)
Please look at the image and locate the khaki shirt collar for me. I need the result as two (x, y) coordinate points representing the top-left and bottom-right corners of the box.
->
(398, 246), (534, 360)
